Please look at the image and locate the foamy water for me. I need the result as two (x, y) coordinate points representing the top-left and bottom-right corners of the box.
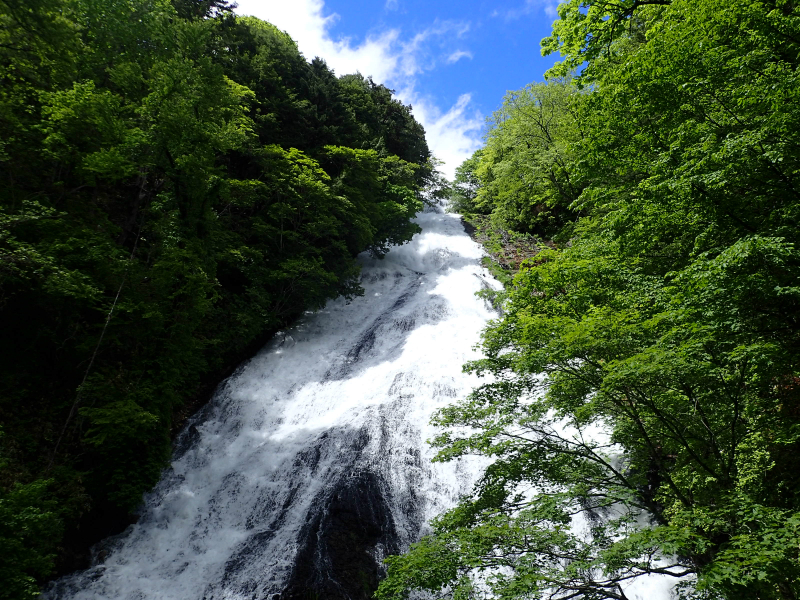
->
(45, 204), (676, 600)
(45, 204), (498, 599)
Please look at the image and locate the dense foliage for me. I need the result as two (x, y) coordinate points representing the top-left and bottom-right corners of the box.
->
(381, 0), (800, 599)
(0, 0), (433, 595)
(450, 81), (584, 240)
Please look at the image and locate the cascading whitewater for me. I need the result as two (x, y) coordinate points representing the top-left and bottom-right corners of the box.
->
(45, 204), (498, 600)
(45, 204), (677, 600)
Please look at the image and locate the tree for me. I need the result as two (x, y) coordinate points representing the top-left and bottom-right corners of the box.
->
(464, 80), (585, 238)
(0, 0), (431, 590)
(378, 1), (800, 598)
(448, 149), (484, 214)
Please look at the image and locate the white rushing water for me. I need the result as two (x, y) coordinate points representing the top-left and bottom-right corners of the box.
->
(45, 204), (498, 600)
(45, 203), (676, 600)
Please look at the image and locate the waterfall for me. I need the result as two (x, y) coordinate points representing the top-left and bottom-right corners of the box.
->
(45, 204), (498, 600)
(44, 204), (677, 600)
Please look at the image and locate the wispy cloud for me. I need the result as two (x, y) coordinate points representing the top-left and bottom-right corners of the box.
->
(446, 50), (473, 64)
(402, 92), (484, 178)
(496, 0), (559, 21)
(233, 0), (482, 178)
(385, 0), (399, 10)
(542, 1), (559, 18)
(235, 0), (401, 83)
(396, 21), (471, 77)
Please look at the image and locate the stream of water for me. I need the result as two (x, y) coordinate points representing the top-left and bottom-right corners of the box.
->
(45, 204), (498, 599)
(44, 204), (675, 600)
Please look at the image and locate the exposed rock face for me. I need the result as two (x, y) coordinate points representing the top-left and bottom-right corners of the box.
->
(280, 471), (399, 600)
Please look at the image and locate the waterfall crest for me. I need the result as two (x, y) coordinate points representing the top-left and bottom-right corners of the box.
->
(46, 205), (498, 600)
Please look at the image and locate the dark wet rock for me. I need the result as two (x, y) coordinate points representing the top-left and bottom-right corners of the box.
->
(280, 471), (399, 600)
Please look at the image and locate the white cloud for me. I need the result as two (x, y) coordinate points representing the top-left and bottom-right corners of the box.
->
(446, 50), (473, 64)
(385, 0), (399, 10)
(400, 92), (484, 178)
(496, 0), (559, 21)
(232, 0), (482, 179)
(235, 0), (401, 83)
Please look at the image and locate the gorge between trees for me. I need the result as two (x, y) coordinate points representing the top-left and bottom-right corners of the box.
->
(1, 1), (799, 599)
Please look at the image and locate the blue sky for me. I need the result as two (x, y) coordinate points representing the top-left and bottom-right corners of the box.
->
(233, 0), (562, 178)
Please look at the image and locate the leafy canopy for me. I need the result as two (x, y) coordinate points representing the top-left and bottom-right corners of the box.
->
(379, 1), (800, 599)
(0, 0), (434, 592)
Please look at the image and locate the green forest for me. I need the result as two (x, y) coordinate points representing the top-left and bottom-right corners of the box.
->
(379, 1), (800, 599)
(2, 0), (799, 598)
(0, 0), (435, 596)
